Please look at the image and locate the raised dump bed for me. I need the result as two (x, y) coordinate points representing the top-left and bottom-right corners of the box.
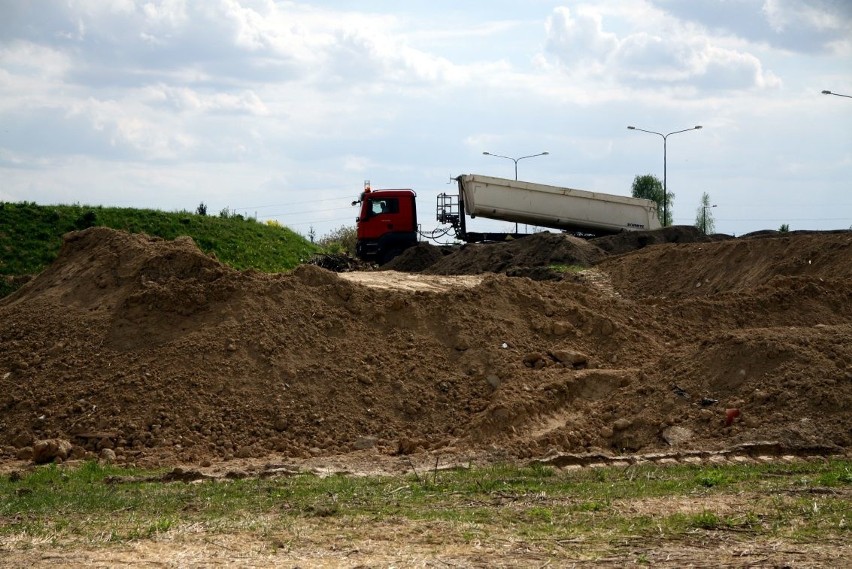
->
(457, 174), (661, 235)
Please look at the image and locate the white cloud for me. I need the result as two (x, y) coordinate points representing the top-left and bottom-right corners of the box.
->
(544, 7), (618, 70)
(342, 155), (373, 173)
(63, 97), (196, 159)
(2, 1), (472, 94)
(763, 0), (849, 34)
(140, 0), (189, 27)
(0, 41), (73, 82)
(648, 0), (852, 55)
(543, 5), (780, 91)
(142, 85), (269, 115)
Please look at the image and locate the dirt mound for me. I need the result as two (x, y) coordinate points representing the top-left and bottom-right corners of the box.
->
(423, 232), (607, 275)
(597, 232), (852, 299)
(388, 227), (718, 275)
(0, 227), (849, 468)
(383, 242), (447, 272)
(590, 225), (725, 255)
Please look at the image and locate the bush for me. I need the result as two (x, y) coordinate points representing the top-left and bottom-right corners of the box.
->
(318, 225), (357, 256)
(74, 210), (98, 230)
(218, 207), (244, 221)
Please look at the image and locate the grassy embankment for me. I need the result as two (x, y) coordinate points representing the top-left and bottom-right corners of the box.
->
(0, 202), (319, 298)
(0, 460), (849, 560)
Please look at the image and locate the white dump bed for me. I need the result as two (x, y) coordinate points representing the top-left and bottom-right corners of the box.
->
(458, 174), (661, 234)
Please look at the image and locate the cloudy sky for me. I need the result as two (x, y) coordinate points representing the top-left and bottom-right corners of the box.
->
(1, 0), (851, 239)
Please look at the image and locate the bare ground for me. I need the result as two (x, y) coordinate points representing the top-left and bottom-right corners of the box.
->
(1, 487), (849, 568)
(1, 534), (847, 568)
(1, 226), (851, 566)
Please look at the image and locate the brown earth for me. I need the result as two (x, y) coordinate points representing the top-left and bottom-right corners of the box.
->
(0, 227), (851, 471)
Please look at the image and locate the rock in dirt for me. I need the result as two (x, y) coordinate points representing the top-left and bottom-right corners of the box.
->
(550, 349), (589, 367)
(32, 439), (73, 464)
(662, 426), (694, 446)
(354, 436), (378, 450)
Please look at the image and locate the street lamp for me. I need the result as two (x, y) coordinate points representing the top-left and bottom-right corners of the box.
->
(482, 151), (550, 233)
(482, 151), (549, 181)
(822, 90), (852, 99)
(702, 204), (717, 235)
(627, 125), (703, 227)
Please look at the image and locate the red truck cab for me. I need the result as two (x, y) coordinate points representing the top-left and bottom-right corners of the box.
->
(354, 184), (418, 263)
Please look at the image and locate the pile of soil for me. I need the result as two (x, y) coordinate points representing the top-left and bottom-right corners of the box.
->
(0, 227), (850, 468)
(590, 224), (724, 255)
(383, 243), (447, 272)
(390, 232), (608, 275)
(597, 232), (852, 299)
(388, 226), (717, 275)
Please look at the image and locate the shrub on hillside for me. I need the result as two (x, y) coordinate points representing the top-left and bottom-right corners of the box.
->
(74, 210), (98, 230)
(319, 225), (357, 256)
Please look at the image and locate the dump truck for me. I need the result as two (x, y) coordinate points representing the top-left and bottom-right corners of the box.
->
(354, 174), (661, 264)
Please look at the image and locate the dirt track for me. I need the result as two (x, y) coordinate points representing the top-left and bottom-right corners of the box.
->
(0, 227), (850, 471)
(339, 270), (484, 292)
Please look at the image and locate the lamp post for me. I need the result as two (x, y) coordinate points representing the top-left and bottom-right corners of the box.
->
(482, 151), (549, 181)
(627, 125), (702, 227)
(822, 90), (852, 99)
(482, 151), (549, 233)
(702, 204), (716, 235)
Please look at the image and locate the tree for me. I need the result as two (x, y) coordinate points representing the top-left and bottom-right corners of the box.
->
(631, 174), (672, 226)
(195, 202), (207, 216)
(694, 192), (716, 235)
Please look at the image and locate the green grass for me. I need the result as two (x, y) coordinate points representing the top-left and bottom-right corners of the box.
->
(548, 263), (585, 273)
(0, 202), (319, 296)
(1, 459), (849, 548)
